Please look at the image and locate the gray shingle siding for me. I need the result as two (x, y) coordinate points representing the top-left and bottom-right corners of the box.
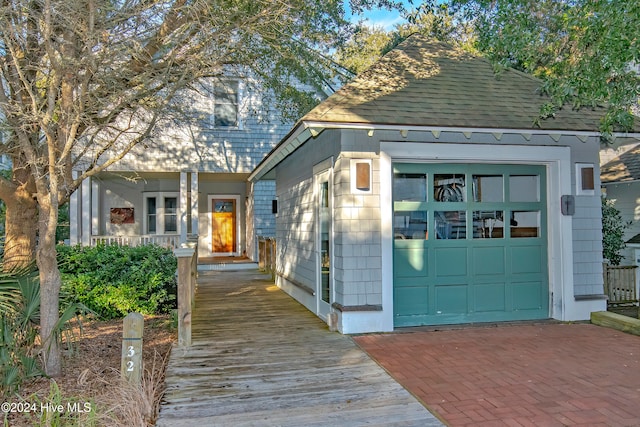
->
(572, 195), (605, 296)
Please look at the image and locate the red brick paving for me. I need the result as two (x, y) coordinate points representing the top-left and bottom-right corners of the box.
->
(353, 323), (640, 426)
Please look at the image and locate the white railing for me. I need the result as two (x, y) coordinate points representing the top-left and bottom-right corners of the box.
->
(90, 234), (181, 249)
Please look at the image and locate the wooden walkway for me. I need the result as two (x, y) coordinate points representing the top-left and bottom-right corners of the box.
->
(156, 270), (442, 427)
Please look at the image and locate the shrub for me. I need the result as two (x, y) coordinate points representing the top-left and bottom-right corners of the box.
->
(602, 197), (631, 265)
(58, 244), (177, 319)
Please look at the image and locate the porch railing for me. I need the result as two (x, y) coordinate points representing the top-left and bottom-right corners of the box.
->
(257, 236), (276, 280)
(90, 234), (180, 249)
(603, 263), (638, 306)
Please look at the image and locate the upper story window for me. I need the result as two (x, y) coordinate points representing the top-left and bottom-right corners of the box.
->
(213, 80), (239, 128)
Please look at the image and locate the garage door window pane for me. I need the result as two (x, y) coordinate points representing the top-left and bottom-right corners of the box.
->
(435, 211), (466, 239)
(473, 175), (503, 202)
(509, 175), (539, 202)
(511, 211), (540, 238)
(434, 174), (466, 202)
(394, 173), (426, 202)
(395, 211), (428, 240)
(473, 211), (504, 238)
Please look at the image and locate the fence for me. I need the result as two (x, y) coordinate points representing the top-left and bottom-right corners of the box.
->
(603, 264), (638, 306)
(91, 234), (180, 249)
(258, 236), (276, 280)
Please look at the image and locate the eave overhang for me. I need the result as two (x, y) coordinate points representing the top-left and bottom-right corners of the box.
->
(249, 120), (640, 182)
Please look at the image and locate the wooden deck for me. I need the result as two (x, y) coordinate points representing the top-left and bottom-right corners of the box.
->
(156, 270), (442, 426)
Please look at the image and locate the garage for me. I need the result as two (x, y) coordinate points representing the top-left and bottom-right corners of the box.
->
(253, 34), (611, 334)
(393, 163), (549, 326)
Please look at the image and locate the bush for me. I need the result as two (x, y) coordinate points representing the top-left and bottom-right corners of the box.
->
(58, 244), (177, 319)
(602, 197), (631, 265)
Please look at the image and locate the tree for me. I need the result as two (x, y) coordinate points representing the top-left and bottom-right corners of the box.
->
(334, 1), (476, 74)
(0, 0), (399, 376)
(602, 198), (631, 266)
(453, 0), (640, 137)
(334, 25), (393, 74)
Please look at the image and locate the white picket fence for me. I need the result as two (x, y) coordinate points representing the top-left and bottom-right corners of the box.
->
(90, 234), (180, 249)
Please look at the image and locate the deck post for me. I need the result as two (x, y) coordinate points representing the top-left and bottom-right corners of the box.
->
(175, 246), (196, 347)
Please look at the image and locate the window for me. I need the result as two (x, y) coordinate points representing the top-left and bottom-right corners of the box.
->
(576, 163), (596, 195)
(144, 193), (179, 234)
(213, 80), (239, 128)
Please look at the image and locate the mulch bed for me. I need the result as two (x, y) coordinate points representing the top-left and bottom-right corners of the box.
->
(4, 315), (175, 426)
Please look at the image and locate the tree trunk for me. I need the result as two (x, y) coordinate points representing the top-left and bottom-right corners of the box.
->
(3, 190), (37, 272)
(37, 195), (62, 377)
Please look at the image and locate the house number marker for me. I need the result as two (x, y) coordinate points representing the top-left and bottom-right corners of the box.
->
(121, 313), (144, 385)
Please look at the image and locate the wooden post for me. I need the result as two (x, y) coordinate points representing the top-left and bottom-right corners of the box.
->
(258, 237), (266, 271)
(121, 313), (144, 385)
(269, 238), (276, 281)
(175, 246), (195, 347)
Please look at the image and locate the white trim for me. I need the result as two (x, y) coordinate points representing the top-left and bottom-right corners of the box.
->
(380, 151), (395, 332)
(70, 171), (79, 245)
(302, 120), (640, 138)
(249, 119), (639, 184)
(81, 177), (91, 246)
(379, 142), (591, 324)
(350, 158), (373, 194)
(207, 194), (242, 257)
(314, 165), (334, 320)
(180, 172), (188, 243)
(575, 163), (596, 196)
(91, 180), (100, 236)
(191, 172), (199, 235)
(249, 125), (319, 182)
(143, 192), (180, 236)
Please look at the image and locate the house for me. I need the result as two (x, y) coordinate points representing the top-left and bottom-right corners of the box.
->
(69, 77), (305, 262)
(600, 143), (640, 264)
(249, 34), (640, 333)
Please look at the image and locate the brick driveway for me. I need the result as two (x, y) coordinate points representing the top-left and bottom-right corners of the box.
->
(354, 323), (640, 426)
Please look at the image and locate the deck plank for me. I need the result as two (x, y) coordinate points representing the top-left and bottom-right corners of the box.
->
(157, 270), (442, 426)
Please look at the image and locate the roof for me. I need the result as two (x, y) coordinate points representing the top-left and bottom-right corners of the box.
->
(601, 143), (640, 183)
(250, 34), (640, 182)
(302, 34), (616, 131)
(626, 233), (640, 244)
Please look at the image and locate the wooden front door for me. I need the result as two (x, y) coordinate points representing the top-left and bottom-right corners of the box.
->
(212, 199), (236, 253)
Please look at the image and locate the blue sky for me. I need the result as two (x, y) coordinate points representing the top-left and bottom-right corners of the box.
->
(345, 1), (414, 30)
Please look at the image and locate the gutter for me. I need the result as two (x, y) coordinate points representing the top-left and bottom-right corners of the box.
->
(249, 122), (324, 182)
(249, 120), (640, 182)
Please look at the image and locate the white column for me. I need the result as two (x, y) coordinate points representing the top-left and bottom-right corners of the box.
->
(81, 176), (91, 246)
(179, 172), (188, 244)
(91, 179), (100, 236)
(69, 171), (79, 245)
(190, 171), (199, 237)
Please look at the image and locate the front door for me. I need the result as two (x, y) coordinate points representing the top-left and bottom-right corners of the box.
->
(316, 168), (332, 318)
(212, 199), (236, 253)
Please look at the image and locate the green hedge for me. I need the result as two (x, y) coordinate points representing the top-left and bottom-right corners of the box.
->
(57, 244), (177, 319)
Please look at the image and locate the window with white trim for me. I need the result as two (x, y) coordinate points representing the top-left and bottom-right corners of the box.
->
(213, 80), (239, 128)
(144, 193), (180, 234)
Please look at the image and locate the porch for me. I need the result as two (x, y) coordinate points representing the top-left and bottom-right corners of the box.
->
(156, 269), (442, 426)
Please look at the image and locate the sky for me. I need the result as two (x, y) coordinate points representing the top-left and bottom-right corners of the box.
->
(345, 0), (414, 31)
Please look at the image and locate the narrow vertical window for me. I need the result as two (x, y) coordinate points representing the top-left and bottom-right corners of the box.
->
(164, 197), (177, 232)
(147, 197), (157, 234)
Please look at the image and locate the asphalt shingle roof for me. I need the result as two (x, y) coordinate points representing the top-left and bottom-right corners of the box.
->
(601, 144), (640, 183)
(303, 35), (611, 132)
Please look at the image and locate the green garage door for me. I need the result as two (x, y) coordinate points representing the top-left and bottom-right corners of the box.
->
(393, 163), (549, 327)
